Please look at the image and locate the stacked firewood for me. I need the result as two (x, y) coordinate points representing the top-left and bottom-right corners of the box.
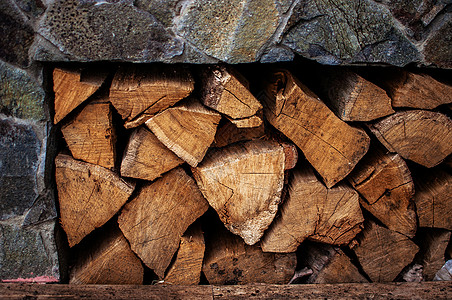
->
(52, 64), (452, 285)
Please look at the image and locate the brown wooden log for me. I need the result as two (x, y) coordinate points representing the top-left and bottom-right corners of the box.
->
(200, 65), (262, 119)
(202, 224), (296, 285)
(120, 126), (183, 181)
(416, 229), (451, 281)
(213, 118), (265, 148)
(61, 100), (116, 169)
(259, 69), (370, 188)
(192, 140), (285, 245)
(368, 110), (452, 168)
(297, 242), (368, 284)
(70, 225), (143, 285)
(164, 223), (205, 285)
(53, 68), (107, 124)
(118, 167), (209, 279)
(227, 114), (263, 128)
(261, 165), (364, 252)
(348, 144), (416, 237)
(353, 221), (419, 282)
(55, 154), (135, 247)
(413, 167), (451, 230)
(145, 99), (221, 167)
(110, 65), (194, 128)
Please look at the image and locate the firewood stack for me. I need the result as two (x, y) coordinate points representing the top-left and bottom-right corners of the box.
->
(52, 64), (452, 285)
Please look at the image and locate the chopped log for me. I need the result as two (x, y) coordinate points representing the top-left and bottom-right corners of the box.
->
(399, 264), (424, 282)
(415, 229), (451, 281)
(110, 65), (194, 127)
(434, 260), (452, 281)
(313, 67), (394, 121)
(202, 224), (296, 285)
(261, 165), (364, 253)
(164, 223), (205, 285)
(145, 99), (221, 167)
(298, 242), (368, 284)
(413, 167), (452, 230)
(259, 69), (370, 188)
(55, 154), (135, 247)
(227, 114), (263, 128)
(192, 140), (285, 245)
(70, 226), (143, 285)
(53, 68), (107, 123)
(368, 110), (452, 168)
(348, 144), (416, 237)
(200, 65), (262, 119)
(117, 167), (209, 279)
(61, 101), (116, 169)
(120, 126), (184, 181)
(353, 221), (419, 282)
(213, 119), (265, 148)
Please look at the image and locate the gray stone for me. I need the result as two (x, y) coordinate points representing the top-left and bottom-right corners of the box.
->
(0, 60), (46, 120)
(423, 13), (452, 68)
(260, 46), (294, 63)
(134, 0), (179, 27)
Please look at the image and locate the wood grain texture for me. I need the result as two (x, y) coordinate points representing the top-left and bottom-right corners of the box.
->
(260, 69), (370, 187)
(110, 65), (194, 127)
(53, 68), (107, 123)
(415, 229), (451, 281)
(213, 119), (265, 148)
(368, 110), (452, 168)
(118, 167), (209, 279)
(120, 126), (183, 181)
(227, 114), (263, 128)
(353, 221), (419, 282)
(192, 140), (285, 245)
(348, 145), (416, 237)
(55, 154), (135, 247)
(61, 101), (116, 169)
(146, 99), (221, 167)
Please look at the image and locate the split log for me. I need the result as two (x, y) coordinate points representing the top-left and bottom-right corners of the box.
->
(413, 168), (452, 230)
(55, 154), (135, 247)
(202, 224), (296, 285)
(298, 242), (368, 284)
(415, 229), (451, 281)
(261, 165), (364, 253)
(353, 221), (419, 282)
(213, 118), (265, 148)
(192, 140), (285, 245)
(145, 99), (221, 167)
(110, 65), (194, 128)
(118, 167), (209, 279)
(53, 68), (107, 123)
(368, 110), (452, 168)
(200, 65), (262, 119)
(70, 226), (143, 285)
(120, 126), (183, 181)
(164, 223), (205, 285)
(348, 144), (416, 237)
(227, 114), (263, 128)
(259, 69), (370, 188)
(61, 100), (116, 169)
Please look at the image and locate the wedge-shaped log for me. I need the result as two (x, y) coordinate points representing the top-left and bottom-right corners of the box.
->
(120, 127), (183, 181)
(53, 68), (107, 123)
(368, 110), (452, 168)
(118, 167), (209, 279)
(70, 226), (143, 285)
(415, 229), (451, 281)
(261, 165), (363, 252)
(348, 145), (416, 237)
(192, 140), (285, 245)
(200, 65), (262, 119)
(353, 221), (419, 282)
(414, 168), (451, 230)
(164, 224), (205, 285)
(61, 101), (116, 169)
(55, 154), (135, 247)
(227, 114), (263, 128)
(213, 118), (265, 148)
(298, 242), (368, 284)
(203, 224), (296, 284)
(110, 65), (194, 128)
(146, 99), (221, 167)
(260, 70), (370, 187)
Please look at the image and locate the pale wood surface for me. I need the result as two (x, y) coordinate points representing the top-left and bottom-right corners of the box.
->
(118, 167), (209, 279)
(213, 119), (265, 148)
(227, 114), (263, 128)
(348, 145), (416, 237)
(192, 140), (285, 245)
(260, 69), (370, 187)
(146, 99), (221, 167)
(368, 110), (452, 168)
(120, 126), (183, 181)
(416, 229), (451, 281)
(55, 154), (135, 247)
